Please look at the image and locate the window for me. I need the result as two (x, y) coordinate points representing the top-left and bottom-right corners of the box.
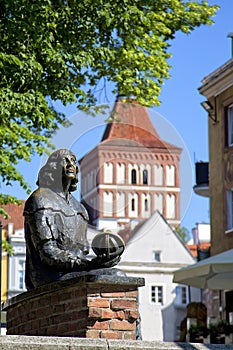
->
(154, 165), (163, 185)
(18, 260), (25, 290)
(117, 163), (125, 184)
(153, 251), (161, 262)
(131, 198), (135, 211)
(131, 169), (137, 184)
(155, 193), (163, 214)
(143, 169), (148, 184)
(144, 198), (148, 211)
(104, 162), (113, 183)
(227, 105), (233, 147)
(116, 192), (125, 217)
(150, 285), (163, 305)
(103, 191), (113, 216)
(226, 189), (233, 232)
(175, 286), (188, 305)
(166, 165), (175, 186)
(166, 194), (176, 219)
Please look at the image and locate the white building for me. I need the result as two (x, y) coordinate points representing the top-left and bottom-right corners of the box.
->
(118, 211), (200, 341)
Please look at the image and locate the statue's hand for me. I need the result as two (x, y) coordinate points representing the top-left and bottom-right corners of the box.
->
(72, 257), (89, 271)
(90, 254), (121, 269)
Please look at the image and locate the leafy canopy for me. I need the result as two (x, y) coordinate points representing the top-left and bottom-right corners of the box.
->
(0, 0), (218, 206)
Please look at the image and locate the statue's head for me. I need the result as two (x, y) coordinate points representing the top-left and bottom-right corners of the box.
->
(37, 149), (79, 192)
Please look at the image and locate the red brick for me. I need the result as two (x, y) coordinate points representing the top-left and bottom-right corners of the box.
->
(123, 331), (136, 340)
(88, 297), (109, 308)
(50, 294), (59, 304)
(51, 304), (66, 314)
(87, 292), (100, 297)
(111, 299), (137, 310)
(101, 292), (125, 298)
(88, 307), (102, 318)
(89, 320), (109, 330)
(125, 290), (138, 298)
(39, 317), (49, 328)
(36, 306), (51, 318)
(110, 320), (136, 331)
(73, 288), (86, 298)
(39, 295), (51, 306)
(86, 329), (100, 338)
(102, 309), (125, 320)
(125, 310), (139, 322)
(47, 325), (59, 336)
(57, 322), (72, 334)
(101, 330), (123, 339)
(58, 291), (73, 302)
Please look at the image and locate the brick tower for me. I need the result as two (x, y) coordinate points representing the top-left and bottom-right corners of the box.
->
(79, 97), (182, 232)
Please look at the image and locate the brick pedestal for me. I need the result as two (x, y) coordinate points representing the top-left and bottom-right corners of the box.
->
(2, 273), (144, 340)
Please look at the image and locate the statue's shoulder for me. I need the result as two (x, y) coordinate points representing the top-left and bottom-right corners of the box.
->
(24, 188), (89, 221)
(69, 195), (89, 221)
(24, 187), (61, 214)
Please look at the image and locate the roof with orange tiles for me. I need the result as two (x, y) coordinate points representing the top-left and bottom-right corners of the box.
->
(101, 99), (182, 152)
(0, 201), (25, 231)
(186, 242), (211, 258)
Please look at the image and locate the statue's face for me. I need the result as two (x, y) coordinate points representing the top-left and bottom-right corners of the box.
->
(61, 152), (78, 181)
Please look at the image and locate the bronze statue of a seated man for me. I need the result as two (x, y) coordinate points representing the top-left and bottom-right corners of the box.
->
(24, 149), (122, 290)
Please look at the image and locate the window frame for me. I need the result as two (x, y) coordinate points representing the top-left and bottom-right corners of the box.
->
(142, 169), (148, 184)
(150, 284), (164, 305)
(153, 250), (161, 262)
(131, 169), (137, 184)
(226, 188), (233, 233)
(227, 104), (233, 147)
(18, 259), (26, 290)
(175, 285), (188, 306)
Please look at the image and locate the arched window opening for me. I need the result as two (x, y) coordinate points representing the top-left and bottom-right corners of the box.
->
(143, 169), (148, 184)
(145, 198), (148, 211)
(131, 198), (135, 211)
(131, 169), (137, 184)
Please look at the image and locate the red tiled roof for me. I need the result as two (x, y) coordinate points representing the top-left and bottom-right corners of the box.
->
(102, 100), (181, 151)
(0, 201), (25, 231)
(186, 242), (211, 258)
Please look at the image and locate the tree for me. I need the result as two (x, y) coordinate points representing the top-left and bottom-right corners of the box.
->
(0, 0), (218, 207)
(176, 226), (190, 244)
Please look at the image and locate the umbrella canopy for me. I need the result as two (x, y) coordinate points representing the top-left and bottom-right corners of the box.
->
(173, 248), (233, 290)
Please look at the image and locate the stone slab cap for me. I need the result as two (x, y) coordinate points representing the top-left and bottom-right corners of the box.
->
(0, 335), (108, 350)
(107, 339), (233, 350)
(2, 273), (145, 311)
(1, 336), (233, 350)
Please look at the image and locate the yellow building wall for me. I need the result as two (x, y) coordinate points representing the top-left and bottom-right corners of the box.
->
(1, 229), (8, 302)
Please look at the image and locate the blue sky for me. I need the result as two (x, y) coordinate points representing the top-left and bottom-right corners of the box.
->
(2, 0), (233, 236)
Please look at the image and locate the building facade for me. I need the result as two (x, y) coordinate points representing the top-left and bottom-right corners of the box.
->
(80, 97), (182, 233)
(199, 58), (233, 255)
(0, 202), (27, 300)
(195, 57), (233, 323)
(118, 211), (200, 341)
(80, 98), (202, 341)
